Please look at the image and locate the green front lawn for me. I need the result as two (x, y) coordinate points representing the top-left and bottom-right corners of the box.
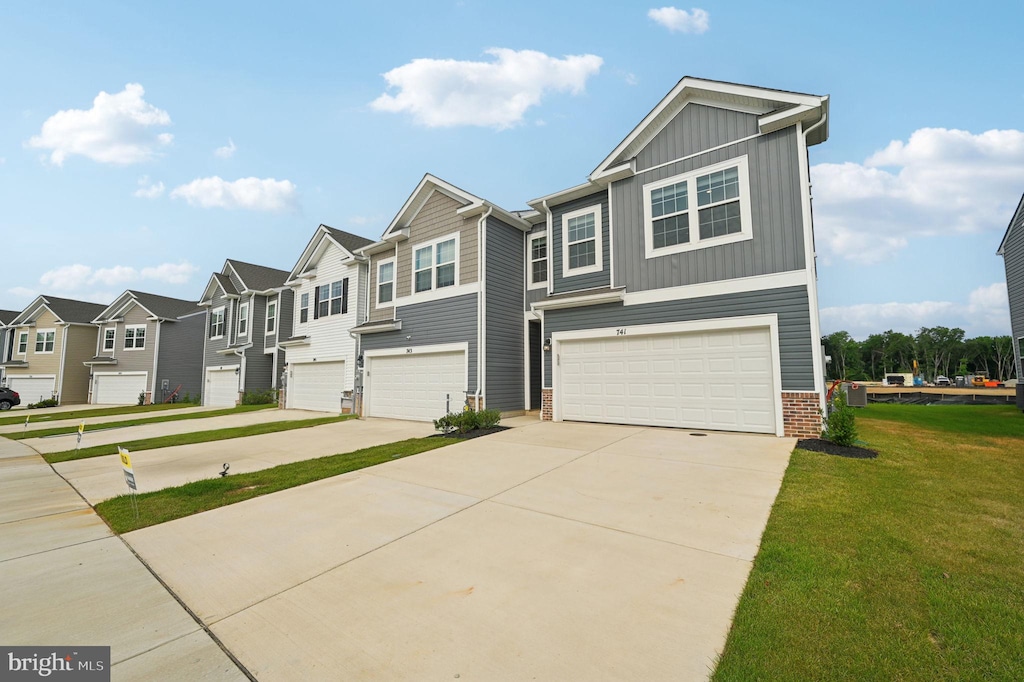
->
(5, 403), (275, 440)
(712, 405), (1024, 680)
(0, 402), (192, 427)
(45, 414), (353, 463)
(96, 437), (453, 533)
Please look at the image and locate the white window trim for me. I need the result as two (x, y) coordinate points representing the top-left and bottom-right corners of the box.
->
(528, 233), (548, 290)
(35, 329), (56, 354)
(238, 302), (249, 337)
(123, 324), (147, 351)
(210, 306), (226, 340)
(410, 232), (460, 295)
(561, 204), (603, 279)
(298, 291), (309, 325)
(376, 257), (396, 309)
(265, 300), (277, 335)
(17, 331), (29, 355)
(102, 327), (116, 352)
(643, 155), (753, 259)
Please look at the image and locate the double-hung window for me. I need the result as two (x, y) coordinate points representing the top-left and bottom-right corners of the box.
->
(313, 280), (348, 319)
(299, 293), (309, 324)
(35, 330), (55, 353)
(103, 328), (115, 351)
(124, 325), (146, 350)
(210, 307), (225, 339)
(17, 332), (28, 354)
(413, 235), (457, 293)
(528, 233), (548, 288)
(266, 301), (277, 334)
(643, 155), (752, 258)
(238, 303), (249, 336)
(561, 205), (603, 278)
(377, 260), (394, 305)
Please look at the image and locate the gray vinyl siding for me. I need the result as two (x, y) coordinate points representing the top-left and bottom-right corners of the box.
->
(485, 217), (525, 411)
(107, 305), (156, 375)
(614, 125), (806, 290)
(543, 286), (814, 391)
(1002, 199), (1024, 378)
(359, 293), (479, 395)
(156, 313), (204, 401)
(525, 224), (549, 311)
(635, 103), (759, 172)
(278, 290), (294, 341)
(551, 191), (611, 294)
(264, 294), (280, 351)
(203, 292), (239, 371)
(244, 349), (274, 392)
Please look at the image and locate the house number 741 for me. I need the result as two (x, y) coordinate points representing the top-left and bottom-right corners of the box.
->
(616, 329), (627, 336)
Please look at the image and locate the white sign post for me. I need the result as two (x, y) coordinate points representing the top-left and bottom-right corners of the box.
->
(118, 447), (139, 519)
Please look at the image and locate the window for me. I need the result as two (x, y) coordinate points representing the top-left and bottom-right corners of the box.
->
(313, 280), (348, 319)
(124, 325), (146, 350)
(35, 330), (55, 353)
(377, 260), (394, 305)
(238, 303), (249, 336)
(561, 205), (603, 278)
(528, 233), (548, 288)
(642, 155), (752, 258)
(210, 307), (225, 339)
(103, 328), (115, 351)
(17, 332), (28, 355)
(299, 293), (309, 324)
(413, 235), (457, 293)
(266, 301), (277, 334)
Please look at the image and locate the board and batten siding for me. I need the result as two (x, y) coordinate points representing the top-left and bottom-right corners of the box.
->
(634, 103), (760, 173)
(613, 125), (806, 291)
(550, 191), (611, 295)
(543, 286), (815, 392)
(359, 292), (479, 396)
(395, 191), (479, 297)
(484, 217), (525, 411)
(1002, 199), (1024, 377)
(156, 312), (205, 400)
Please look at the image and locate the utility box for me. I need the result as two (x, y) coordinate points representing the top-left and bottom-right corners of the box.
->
(842, 382), (868, 407)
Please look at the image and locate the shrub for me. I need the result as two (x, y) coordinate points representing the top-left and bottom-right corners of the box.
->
(241, 389), (277, 405)
(137, 391), (146, 406)
(823, 388), (858, 446)
(477, 409), (502, 429)
(28, 398), (59, 409)
(433, 408), (501, 435)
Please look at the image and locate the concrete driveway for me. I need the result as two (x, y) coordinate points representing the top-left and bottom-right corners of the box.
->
(125, 422), (794, 680)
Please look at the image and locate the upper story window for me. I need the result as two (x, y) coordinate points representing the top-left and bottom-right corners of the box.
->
(314, 280), (349, 319)
(210, 307), (225, 339)
(124, 325), (146, 350)
(35, 330), (55, 354)
(561, 205), (603, 278)
(377, 259), (395, 305)
(528, 233), (548, 289)
(238, 302), (249, 336)
(643, 155), (752, 259)
(299, 293), (309, 324)
(17, 332), (28, 354)
(103, 328), (115, 352)
(265, 301), (277, 334)
(413, 235), (458, 294)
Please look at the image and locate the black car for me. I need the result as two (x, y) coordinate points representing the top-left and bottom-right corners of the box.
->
(0, 387), (21, 410)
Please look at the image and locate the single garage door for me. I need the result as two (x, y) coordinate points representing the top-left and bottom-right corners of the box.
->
(288, 361), (346, 412)
(367, 351), (466, 421)
(558, 327), (777, 434)
(7, 376), (56, 404)
(205, 368), (239, 407)
(93, 373), (148, 405)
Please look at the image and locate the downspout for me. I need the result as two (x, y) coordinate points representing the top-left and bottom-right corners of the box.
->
(540, 199), (553, 396)
(57, 325), (69, 403)
(801, 111), (828, 413)
(477, 206), (493, 409)
(150, 320), (162, 403)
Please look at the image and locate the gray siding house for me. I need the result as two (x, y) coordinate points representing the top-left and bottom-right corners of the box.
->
(198, 260), (293, 406)
(998, 192), (1024, 382)
(352, 174), (532, 420)
(0, 309), (20, 389)
(526, 77), (830, 438)
(86, 290), (204, 404)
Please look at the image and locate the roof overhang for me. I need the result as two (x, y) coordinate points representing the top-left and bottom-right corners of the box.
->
(278, 336), (311, 348)
(83, 357), (118, 366)
(997, 192), (1024, 255)
(531, 288), (625, 312)
(287, 225), (363, 284)
(349, 320), (402, 335)
(10, 297), (61, 327)
(0, 360), (28, 368)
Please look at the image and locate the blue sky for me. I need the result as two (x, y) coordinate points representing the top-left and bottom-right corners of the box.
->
(2, 1), (1021, 339)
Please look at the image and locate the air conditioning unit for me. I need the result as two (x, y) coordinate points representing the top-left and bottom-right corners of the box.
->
(842, 382), (868, 407)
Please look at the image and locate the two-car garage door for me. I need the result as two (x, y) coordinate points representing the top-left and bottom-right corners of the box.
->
(366, 350), (466, 421)
(558, 327), (777, 434)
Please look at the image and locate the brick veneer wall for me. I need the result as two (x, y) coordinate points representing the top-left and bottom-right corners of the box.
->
(782, 392), (822, 438)
(541, 389), (553, 421)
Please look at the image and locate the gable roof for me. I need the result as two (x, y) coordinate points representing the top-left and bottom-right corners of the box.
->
(94, 290), (200, 323)
(323, 226), (374, 254)
(589, 76), (829, 181)
(10, 295), (106, 326)
(0, 310), (20, 326)
(198, 272), (239, 305)
(997, 191), (1024, 256)
(225, 259), (290, 293)
(287, 225), (375, 283)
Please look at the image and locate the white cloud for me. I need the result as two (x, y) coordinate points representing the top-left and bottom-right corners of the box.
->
(214, 138), (236, 159)
(820, 283), (1010, 339)
(812, 128), (1024, 264)
(370, 48), (603, 129)
(34, 261), (199, 294)
(170, 176), (297, 211)
(25, 83), (173, 166)
(134, 175), (165, 199)
(8, 286), (38, 301)
(648, 7), (710, 34)
(139, 262), (198, 284)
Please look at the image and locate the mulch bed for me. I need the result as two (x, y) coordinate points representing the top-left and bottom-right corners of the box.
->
(797, 438), (878, 459)
(430, 426), (510, 440)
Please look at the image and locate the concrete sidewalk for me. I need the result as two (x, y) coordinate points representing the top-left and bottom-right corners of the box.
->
(0, 437), (246, 681)
(0, 405), (220, 435)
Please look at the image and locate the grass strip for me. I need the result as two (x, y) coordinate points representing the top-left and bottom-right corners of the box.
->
(0, 402), (192, 427)
(5, 403), (276, 440)
(96, 436), (453, 533)
(711, 404), (1024, 680)
(44, 415), (353, 464)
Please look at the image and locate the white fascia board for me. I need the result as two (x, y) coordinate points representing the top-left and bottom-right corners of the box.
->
(349, 320), (403, 335)
(531, 289), (625, 312)
(997, 192), (1024, 255)
(10, 298), (49, 326)
(527, 181), (602, 211)
(758, 104), (816, 134)
(590, 161), (634, 184)
(623, 271), (807, 306)
(356, 240), (394, 256)
(382, 174), (481, 239)
(287, 226), (329, 282)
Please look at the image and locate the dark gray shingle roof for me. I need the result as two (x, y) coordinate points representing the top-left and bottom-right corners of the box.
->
(213, 273), (239, 297)
(0, 309), (21, 325)
(42, 296), (107, 324)
(227, 260), (290, 292)
(130, 291), (201, 319)
(322, 226), (374, 254)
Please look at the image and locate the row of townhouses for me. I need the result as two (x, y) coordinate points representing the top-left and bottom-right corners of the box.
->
(1, 77), (831, 437)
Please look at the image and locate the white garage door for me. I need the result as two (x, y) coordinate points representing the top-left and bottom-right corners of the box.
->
(288, 361), (346, 413)
(93, 373), (148, 405)
(205, 368), (239, 407)
(367, 351), (466, 421)
(7, 376), (56, 404)
(558, 327), (777, 434)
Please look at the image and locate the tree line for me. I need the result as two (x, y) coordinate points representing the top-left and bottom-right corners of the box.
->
(822, 327), (1017, 382)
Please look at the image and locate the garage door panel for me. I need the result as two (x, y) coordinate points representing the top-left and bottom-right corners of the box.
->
(367, 351), (465, 422)
(289, 361), (345, 413)
(94, 373), (148, 405)
(206, 369), (239, 407)
(8, 377), (55, 403)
